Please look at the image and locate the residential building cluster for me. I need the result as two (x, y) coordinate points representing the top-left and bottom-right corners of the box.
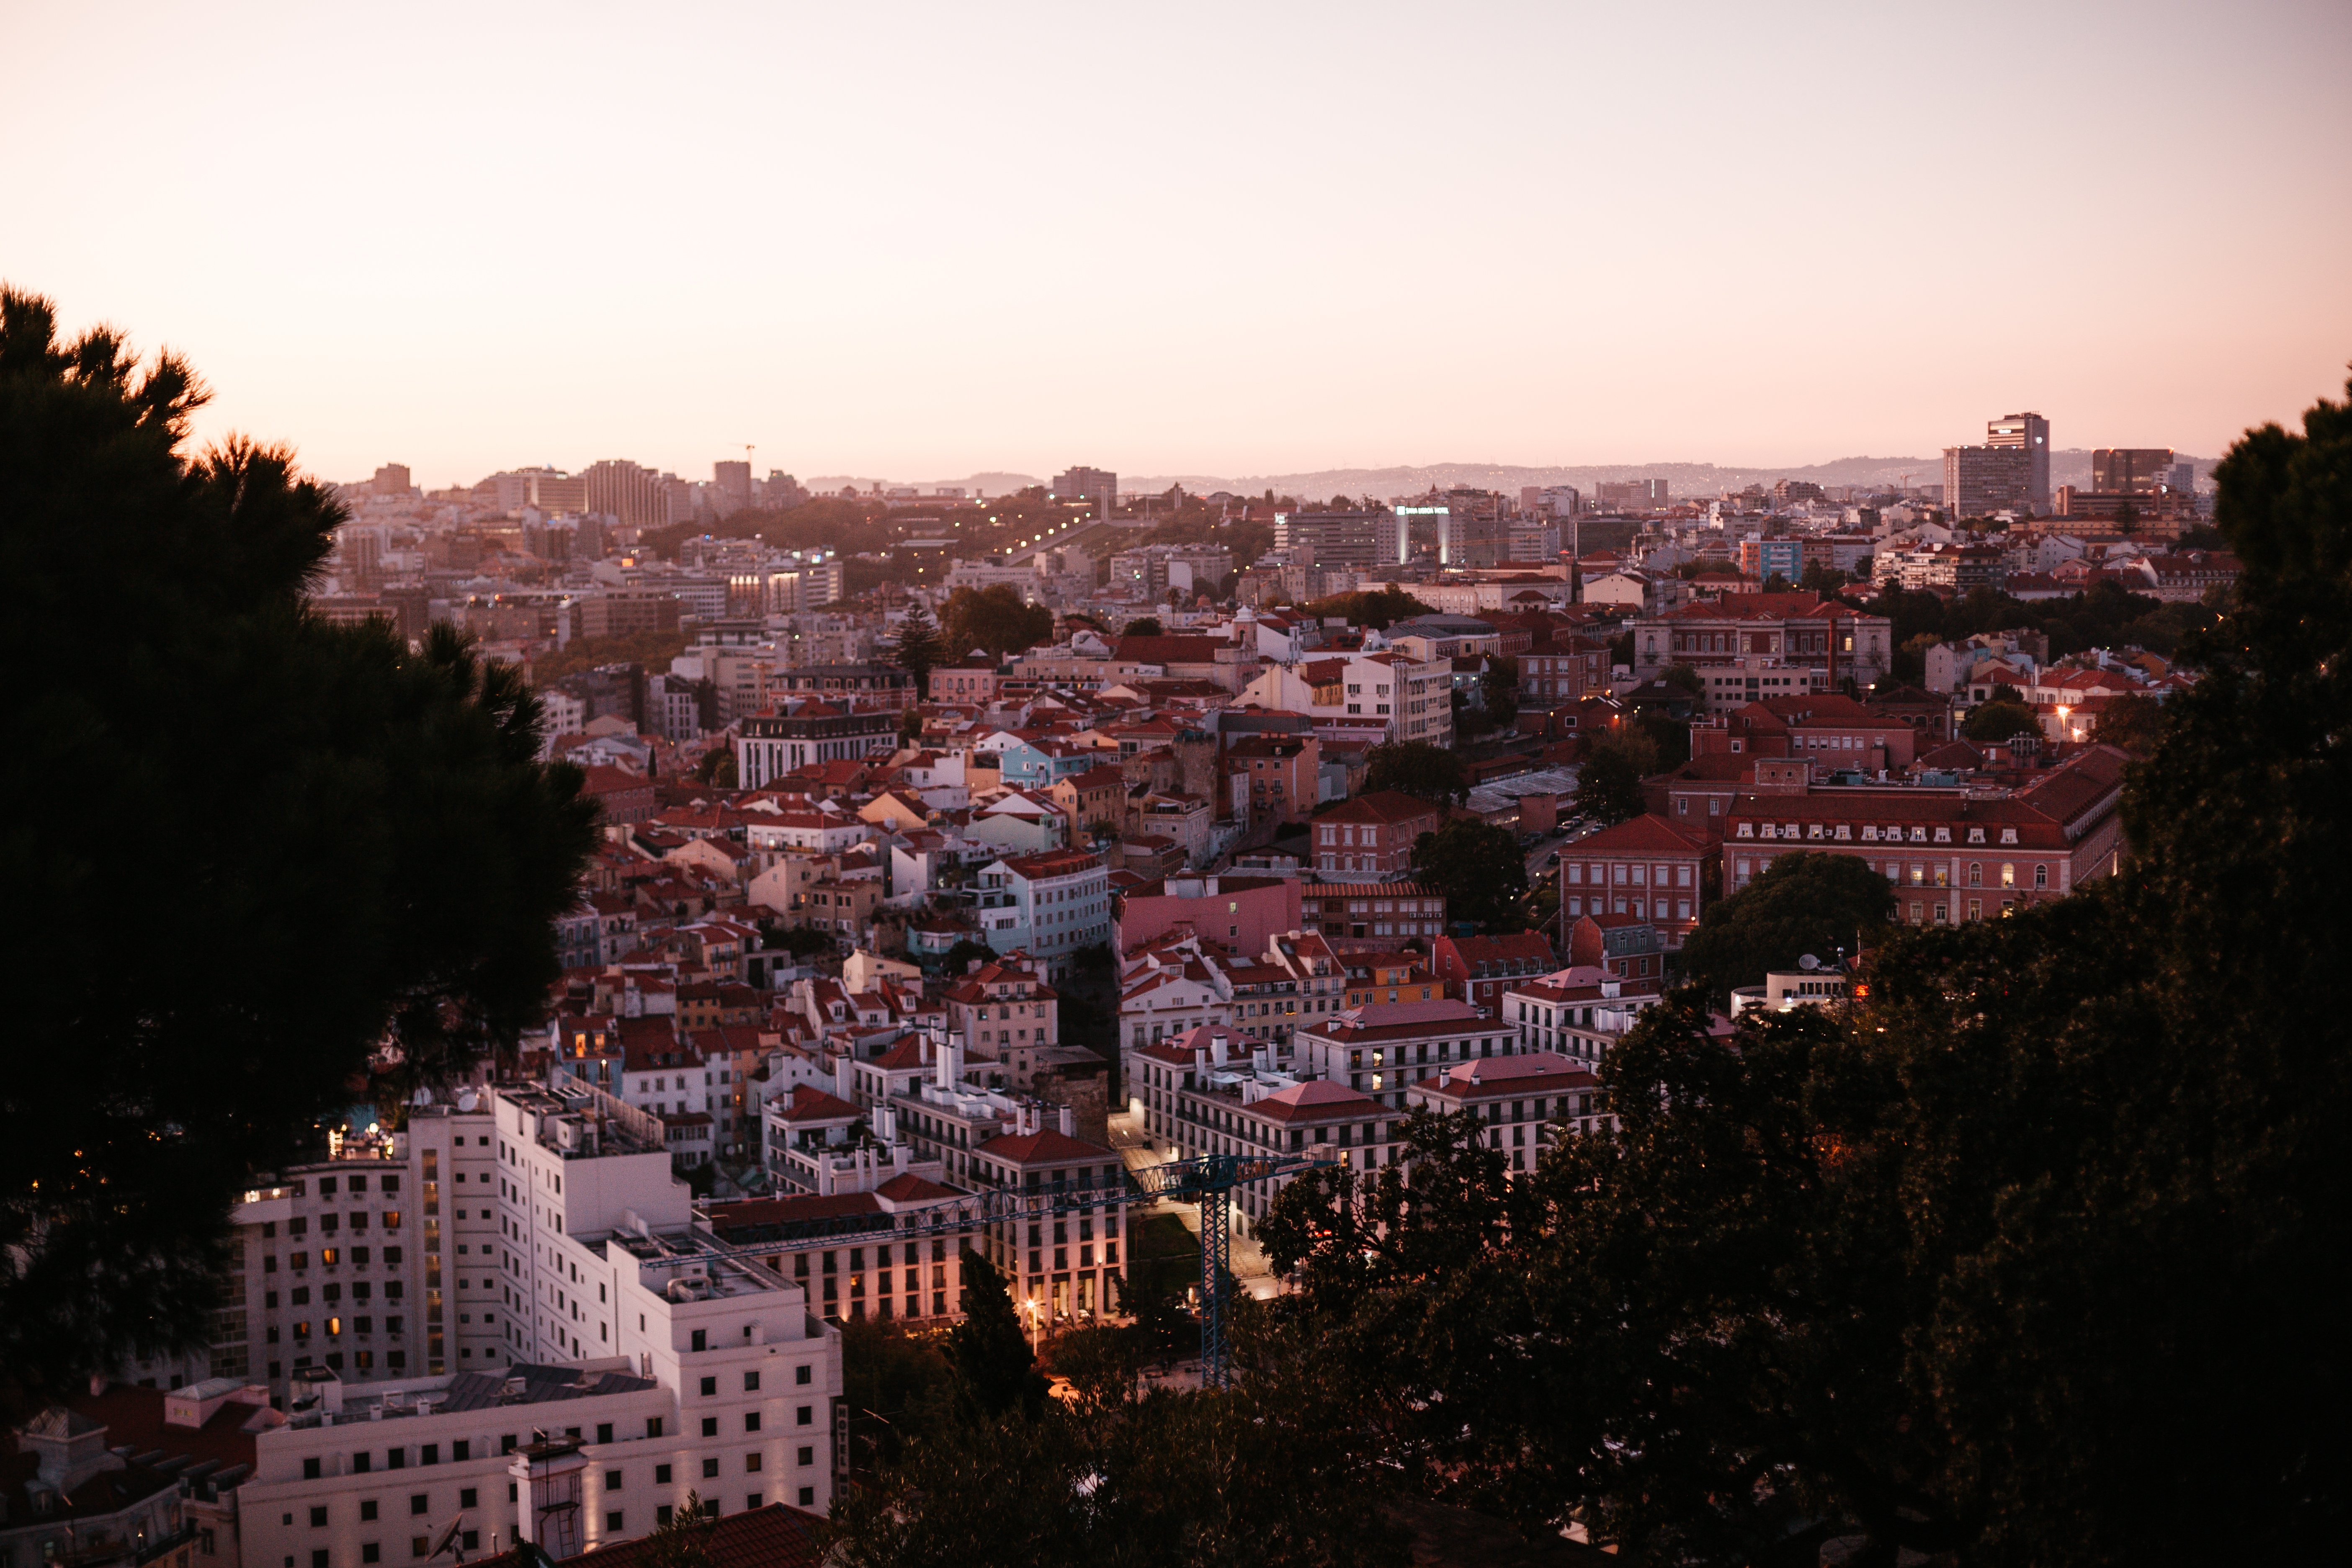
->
(16, 424), (2227, 1568)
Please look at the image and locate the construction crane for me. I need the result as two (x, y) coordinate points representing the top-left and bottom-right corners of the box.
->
(1131, 1151), (1329, 1389)
(698, 1151), (1327, 1389)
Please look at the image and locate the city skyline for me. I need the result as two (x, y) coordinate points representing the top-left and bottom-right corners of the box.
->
(6, 1), (2349, 483)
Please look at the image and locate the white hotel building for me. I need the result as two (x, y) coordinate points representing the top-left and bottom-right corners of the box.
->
(231, 1081), (844, 1568)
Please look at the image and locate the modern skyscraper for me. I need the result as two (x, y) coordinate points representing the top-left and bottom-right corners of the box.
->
(1943, 445), (2035, 519)
(2091, 448), (2177, 494)
(1985, 412), (2051, 512)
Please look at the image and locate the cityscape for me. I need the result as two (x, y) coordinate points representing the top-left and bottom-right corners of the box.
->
(5, 5), (2350, 1568)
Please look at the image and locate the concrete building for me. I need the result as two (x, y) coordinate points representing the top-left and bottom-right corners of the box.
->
(1986, 412), (2051, 513)
(734, 702), (899, 788)
(1272, 510), (1408, 569)
(1942, 444), (2036, 519)
(972, 851), (1113, 973)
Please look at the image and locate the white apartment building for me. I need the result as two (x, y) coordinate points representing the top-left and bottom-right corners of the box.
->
(1291, 999), (1524, 1110)
(971, 850), (1111, 975)
(1235, 650), (1452, 748)
(228, 1082), (844, 1568)
(1500, 968), (1666, 1066)
(221, 1099), (502, 1403)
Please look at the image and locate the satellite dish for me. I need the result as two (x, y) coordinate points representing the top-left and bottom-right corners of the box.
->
(1798, 953), (1821, 971)
(428, 1515), (466, 1562)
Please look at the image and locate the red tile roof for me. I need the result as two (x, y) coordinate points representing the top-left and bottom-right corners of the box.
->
(978, 1128), (1111, 1164)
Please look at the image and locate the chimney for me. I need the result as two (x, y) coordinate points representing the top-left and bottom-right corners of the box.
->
(1058, 1105), (1075, 1137)
(1210, 1032), (1229, 1068)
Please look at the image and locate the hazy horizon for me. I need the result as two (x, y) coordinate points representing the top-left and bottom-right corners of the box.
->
(8, 0), (2349, 487)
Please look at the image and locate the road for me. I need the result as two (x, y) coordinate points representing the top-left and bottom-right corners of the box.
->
(1523, 816), (1602, 884)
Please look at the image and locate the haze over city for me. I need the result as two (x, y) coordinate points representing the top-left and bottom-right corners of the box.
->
(10, 4), (2352, 1566)
(6, 0), (2349, 484)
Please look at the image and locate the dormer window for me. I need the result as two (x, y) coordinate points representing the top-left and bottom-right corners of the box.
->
(1967, 828), (1985, 844)
(2000, 829), (2018, 845)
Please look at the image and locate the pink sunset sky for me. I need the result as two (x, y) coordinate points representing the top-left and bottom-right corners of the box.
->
(6, 0), (2349, 487)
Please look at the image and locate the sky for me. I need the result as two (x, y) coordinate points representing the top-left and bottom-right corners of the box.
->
(5, 0), (2349, 488)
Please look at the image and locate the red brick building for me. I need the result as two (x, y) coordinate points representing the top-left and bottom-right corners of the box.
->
(1430, 931), (1559, 1012)
(1722, 744), (2128, 927)
(1691, 693), (1922, 771)
(1558, 813), (1711, 947)
(1312, 790), (1442, 881)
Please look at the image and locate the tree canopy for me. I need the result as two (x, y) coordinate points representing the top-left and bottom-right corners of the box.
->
(1363, 741), (1466, 804)
(0, 287), (596, 1397)
(892, 600), (942, 685)
(1572, 740), (1649, 824)
(944, 1247), (1047, 1420)
(1296, 586), (1434, 629)
(1676, 850), (1893, 1003)
(940, 583), (1053, 660)
(1960, 696), (2039, 742)
(1256, 372), (2352, 1563)
(1410, 819), (1529, 932)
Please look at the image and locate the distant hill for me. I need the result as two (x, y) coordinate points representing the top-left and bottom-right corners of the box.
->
(805, 472), (1040, 497)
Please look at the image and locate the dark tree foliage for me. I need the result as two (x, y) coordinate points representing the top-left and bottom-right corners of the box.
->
(1122, 615), (1163, 636)
(941, 583), (1053, 659)
(0, 288), (596, 1399)
(1259, 373), (2352, 1565)
(944, 1247), (1048, 1420)
(761, 925), (835, 958)
(839, 1318), (956, 1469)
(2090, 690), (2169, 754)
(892, 600), (942, 685)
(1960, 697), (2039, 742)
(1633, 709), (1690, 769)
(1863, 578), (2214, 662)
(1571, 742), (1648, 824)
(1363, 741), (1466, 804)
(824, 1373), (1409, 1568)
(1676, 850), (1893, 1004)
(943, 937), (996, 974)
(1411, 820), (1529, 932)
(1295, 586), (1434, 628)
(641, 1492), (718, 1568)
(530, 626), (688, 684)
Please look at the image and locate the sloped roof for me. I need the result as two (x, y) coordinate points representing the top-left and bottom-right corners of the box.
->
(1251, 1078), (1382, 1124)
(1569, 814), (1710, 855)
(978, 1128), (1111, 1165)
